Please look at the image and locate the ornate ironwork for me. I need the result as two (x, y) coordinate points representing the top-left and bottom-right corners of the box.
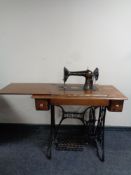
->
(47, 105), (106, 161)
(95, 106), (106, 161)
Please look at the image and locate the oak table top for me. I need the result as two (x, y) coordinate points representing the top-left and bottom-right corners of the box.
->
(0, 83), (127, 100)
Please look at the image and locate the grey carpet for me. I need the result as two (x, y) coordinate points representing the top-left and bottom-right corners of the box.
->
(0, 125), (131, 175)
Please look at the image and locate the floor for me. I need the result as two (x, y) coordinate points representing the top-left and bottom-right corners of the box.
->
(0, 125), (131, 175)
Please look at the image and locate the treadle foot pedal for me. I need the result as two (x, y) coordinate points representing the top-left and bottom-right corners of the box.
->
(55, 133), (86, 151)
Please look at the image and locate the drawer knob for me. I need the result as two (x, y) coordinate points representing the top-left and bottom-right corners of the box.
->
(40, 103), (44, 108)
(115, 104), (120, 108)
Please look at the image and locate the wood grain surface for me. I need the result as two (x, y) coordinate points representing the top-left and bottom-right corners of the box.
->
(0, 83), (127, 100)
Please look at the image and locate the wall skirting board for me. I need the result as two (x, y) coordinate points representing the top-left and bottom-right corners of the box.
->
(0, 123), (131, 131)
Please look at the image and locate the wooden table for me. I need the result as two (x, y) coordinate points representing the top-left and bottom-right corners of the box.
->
(0, 83), (127, 161)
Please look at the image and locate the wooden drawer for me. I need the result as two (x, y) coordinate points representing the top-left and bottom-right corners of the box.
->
(107, 100), (124, 112)
(35, 99), (50, 110)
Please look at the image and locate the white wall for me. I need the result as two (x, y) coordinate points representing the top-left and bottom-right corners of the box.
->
(0, 0), (131, 126)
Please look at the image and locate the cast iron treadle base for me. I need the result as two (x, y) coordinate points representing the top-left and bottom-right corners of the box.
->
(55, 133), (86, 151)
(47, 105), (106, 161)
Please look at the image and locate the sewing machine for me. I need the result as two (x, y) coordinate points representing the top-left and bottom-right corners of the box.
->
(63, 67), (99, 90)
(0, 67), (127, 161)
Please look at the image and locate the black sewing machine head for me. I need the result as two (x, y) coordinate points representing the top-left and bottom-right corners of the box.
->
(63, 67), (99, 90)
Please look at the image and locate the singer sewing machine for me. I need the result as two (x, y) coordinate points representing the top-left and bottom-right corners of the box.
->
(0, 67), (127, 162)
(63, 67), (99, 90)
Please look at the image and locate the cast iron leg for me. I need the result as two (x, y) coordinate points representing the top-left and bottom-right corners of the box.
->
(46, 105), (55, 159)
(95, 106), (106, 162)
